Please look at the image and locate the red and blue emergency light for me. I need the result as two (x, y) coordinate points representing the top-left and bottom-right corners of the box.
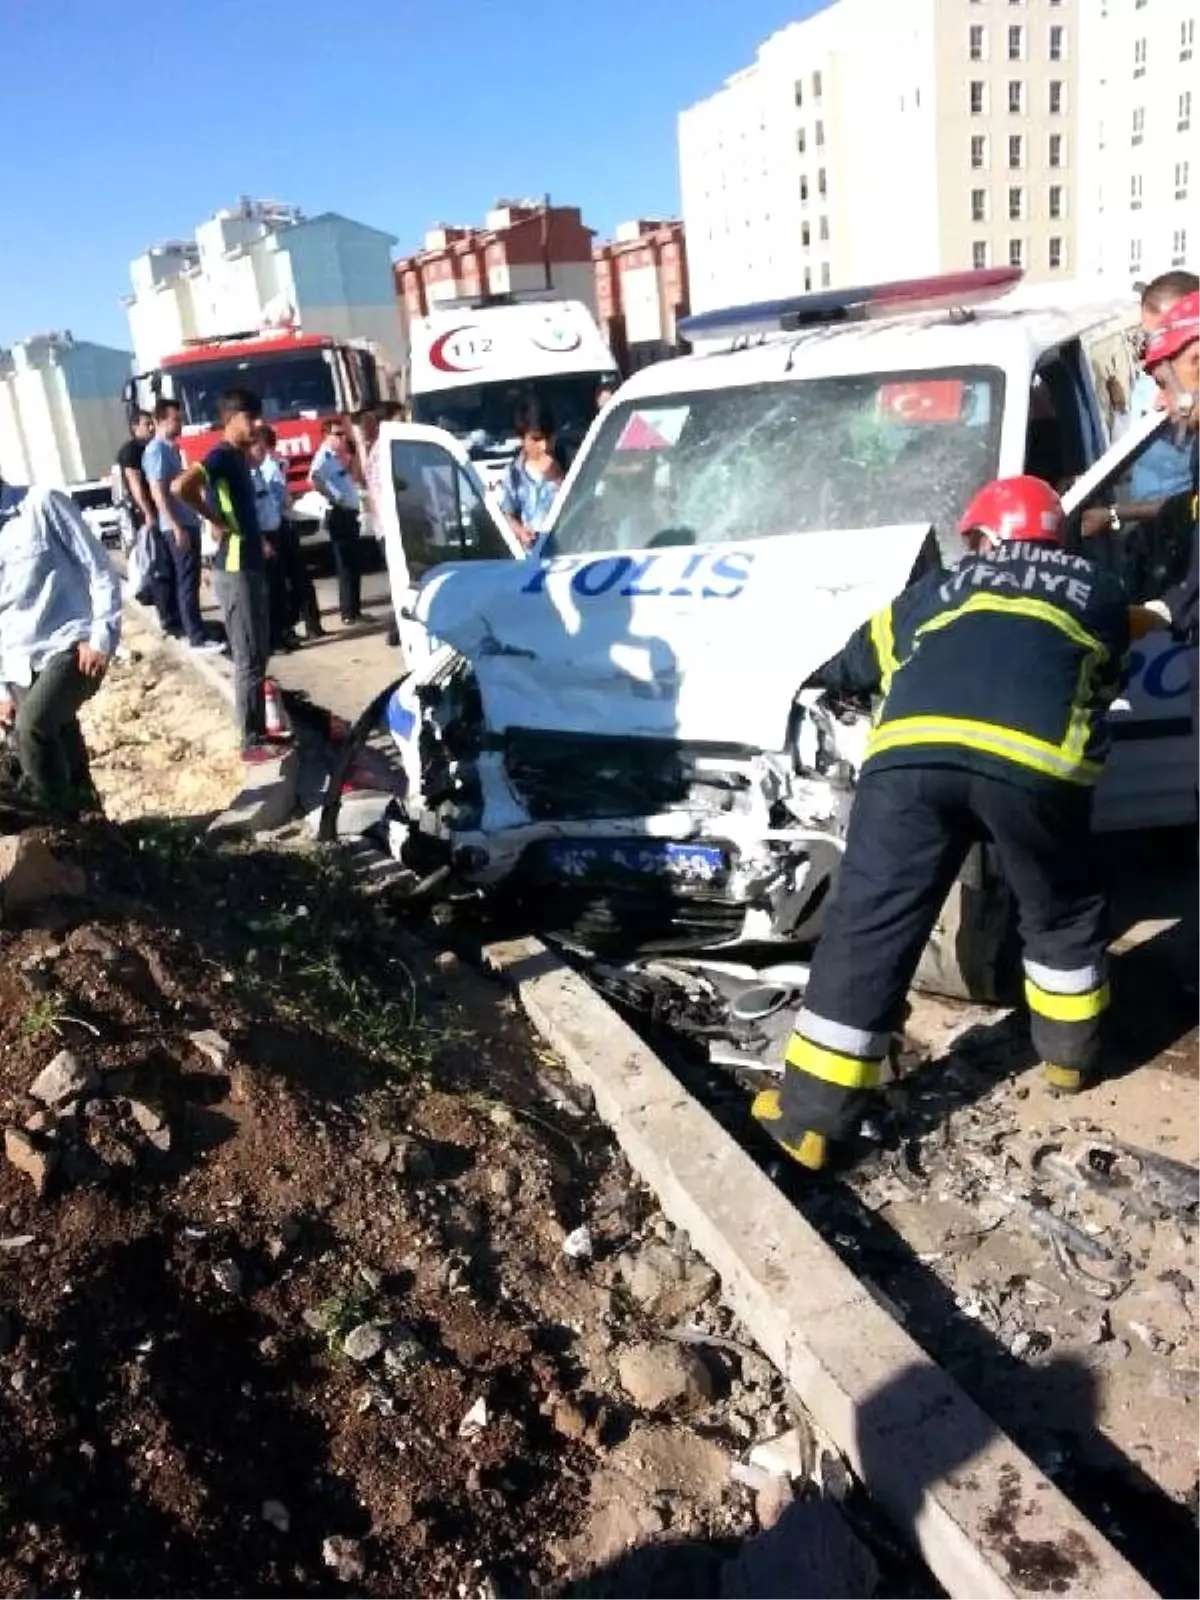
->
(678, 268), (1023, 344)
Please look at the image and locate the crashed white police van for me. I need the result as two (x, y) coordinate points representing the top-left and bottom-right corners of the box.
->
(366, 270), (1194, 1025)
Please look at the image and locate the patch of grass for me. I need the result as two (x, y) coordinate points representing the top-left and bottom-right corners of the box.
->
(20, 993), (68, 1041)
(318, 1288), (373, 1354)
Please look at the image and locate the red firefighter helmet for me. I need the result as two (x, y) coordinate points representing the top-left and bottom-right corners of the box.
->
(1143, 290), (1200, 370)
(958, 475), (1065, 550)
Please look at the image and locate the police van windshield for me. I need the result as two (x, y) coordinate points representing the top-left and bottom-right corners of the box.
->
(548, 368), (1005, 556)
(412, 373), (617, 457)
(167, 352), (337, 428)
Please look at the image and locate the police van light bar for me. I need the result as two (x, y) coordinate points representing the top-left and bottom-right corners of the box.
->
(678, 268), (1023, 344)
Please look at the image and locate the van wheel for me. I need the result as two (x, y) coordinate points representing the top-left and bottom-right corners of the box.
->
(913, 845), (1021, 1005)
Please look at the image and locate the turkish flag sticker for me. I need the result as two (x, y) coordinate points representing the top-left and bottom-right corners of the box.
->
(877, 379), (965, 424)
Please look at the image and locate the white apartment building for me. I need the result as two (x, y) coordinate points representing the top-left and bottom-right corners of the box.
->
(678, 0), (1079, 313)
(1076, 0), (1197, 285)
(125, 198), (403, 372)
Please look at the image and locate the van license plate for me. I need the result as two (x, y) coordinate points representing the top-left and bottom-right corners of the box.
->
(544, 839), (727, 885)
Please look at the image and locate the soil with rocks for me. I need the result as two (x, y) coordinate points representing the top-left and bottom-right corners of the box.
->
(81, 624), (244, 824)
(0, 818), (894, 1598)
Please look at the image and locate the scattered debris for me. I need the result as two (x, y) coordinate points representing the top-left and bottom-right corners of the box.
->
(458, 1396), (489, 1438)
(617, 1237), (719, 1319)
(561, 1224), (593, 1262)
(4, 1129), (57, 1196)
(617, 1339), (714, 1413)
(211, 1259), (243, 1296)
(260, 1500), (290, 1534)
(28, 1050), (97, 1108)
(342, 1321), (387, 1364)
(747, 1425), (812, 1483)
(188, 1028), (231, 1069)
(322, 1536), (366, 1584)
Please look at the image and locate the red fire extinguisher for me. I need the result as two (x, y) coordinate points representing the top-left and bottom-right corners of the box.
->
(264, 678), (292, 741)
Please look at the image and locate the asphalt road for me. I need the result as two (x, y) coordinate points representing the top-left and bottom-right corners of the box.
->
(197, 532), (403, 725)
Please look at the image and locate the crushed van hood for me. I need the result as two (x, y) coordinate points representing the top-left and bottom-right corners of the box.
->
(415, 524), (935, 751)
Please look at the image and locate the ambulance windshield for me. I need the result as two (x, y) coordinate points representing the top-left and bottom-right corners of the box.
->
(548, 368), (1005, 557)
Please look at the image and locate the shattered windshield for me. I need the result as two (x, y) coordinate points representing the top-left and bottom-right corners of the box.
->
(547, 367), (1005, 556)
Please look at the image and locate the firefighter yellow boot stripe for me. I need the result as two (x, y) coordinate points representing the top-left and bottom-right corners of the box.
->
(784, 1034), (884, 1089)
(751, 1089), (829, 1171)
(1024, 978), (1110, 1023)
(1042, 1063), (1087, 1093)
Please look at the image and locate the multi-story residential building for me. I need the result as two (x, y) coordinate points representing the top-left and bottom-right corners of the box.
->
(593, 219), (690, 371)
(678, 0), (1079, 313)
(0, 332), (131, 487)
(394, 201), (597, 328)
(125, 199), (402, 372)
(1077, 0), (1197, 285)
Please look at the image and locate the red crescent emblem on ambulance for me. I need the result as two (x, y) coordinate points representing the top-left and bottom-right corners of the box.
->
(429, 327), (481, 373)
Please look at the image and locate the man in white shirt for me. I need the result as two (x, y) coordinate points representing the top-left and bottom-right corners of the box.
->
(310, 417), (370, 625)
(0, 488), (121, 815)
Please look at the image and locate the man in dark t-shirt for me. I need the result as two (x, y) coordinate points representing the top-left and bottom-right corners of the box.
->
(173, 388), (274, 759)
(115, 411), (155, 536)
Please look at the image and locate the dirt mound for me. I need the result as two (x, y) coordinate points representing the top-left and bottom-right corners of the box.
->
(0, 822), (842, 1597)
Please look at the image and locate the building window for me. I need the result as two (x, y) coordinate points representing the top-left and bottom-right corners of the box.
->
(970, 80), (986, 114)
(800, 175), (809, 202)
(1130, 238), (1142, 274)
(1008, 80), (1025, 113)
(1180, 91), (1193, 130)
(794, 80), (803, 106)
(971, 188), (988, 222)
(820, 262), (831, 288)
(1183, 19), (1195, 60)
(813, 69), (823, 98)
(1010, 186), (1026, 220)
(971, 134), (988, 168)
(1049, 24), (1065, 60)
(818, 167), (827, 196)
(1049, 133), (1063, 167)
(1009, 133), (1024, 168)
(972, 241), (989, 270)
(1049, 183), (1064, 219)
(797, 128), (806, 155)
(1008, 23), (1024, 59)
(819, 215), (830, 242)
(969, 23), (985, 60)
(1130, 172), (1143, 210)
(1049, 81), (1064, 115)
(1048, 238), (1064, 270)
(1132, 106), (1145, 143)
(1173, 228), (1189, 265)
(1009, 238), (1025, 268)
(804, 268), (813, 292)
(815, 119), (825, 146)
(801, 222), (811, 248)
(1133, 37), (1147, 77)
(1176, 160), (1191, 199)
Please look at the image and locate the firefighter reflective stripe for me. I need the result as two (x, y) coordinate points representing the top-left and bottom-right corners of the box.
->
(1024, 958), (1106, 995)
(870, 606), (899, 695)
(867, 715), (1103, 784)
(215, 480), (242, 573)
(872, 592), (1113, 781)
(784, 1032), (883, 1089)
(915, 592), (1109, 659)
(1025, 978), (1110, 1022)
(794, 1008), (892, 1059)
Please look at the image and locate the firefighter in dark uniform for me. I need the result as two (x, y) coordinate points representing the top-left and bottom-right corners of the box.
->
(754, 475), (1135, 1173)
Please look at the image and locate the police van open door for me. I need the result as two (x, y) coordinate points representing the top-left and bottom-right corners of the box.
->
(376, 423), (526, 668)
(1063, 408), (1197, 832)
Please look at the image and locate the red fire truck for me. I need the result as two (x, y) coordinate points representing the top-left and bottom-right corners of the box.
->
(124, 326), (396, 501)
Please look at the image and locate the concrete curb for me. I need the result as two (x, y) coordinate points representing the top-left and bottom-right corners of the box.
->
(484, 934), (1156, 1600)
(123, 593), (299, 836)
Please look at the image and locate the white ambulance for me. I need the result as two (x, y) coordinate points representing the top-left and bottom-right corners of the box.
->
(406, 297), (619, 487)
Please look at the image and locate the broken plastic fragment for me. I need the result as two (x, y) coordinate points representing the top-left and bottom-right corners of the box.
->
(459, 1396), (489, 1438)
(562, 1225), (593, 1262)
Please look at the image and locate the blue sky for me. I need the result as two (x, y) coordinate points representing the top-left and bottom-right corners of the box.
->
(0, 0), (823, 353)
